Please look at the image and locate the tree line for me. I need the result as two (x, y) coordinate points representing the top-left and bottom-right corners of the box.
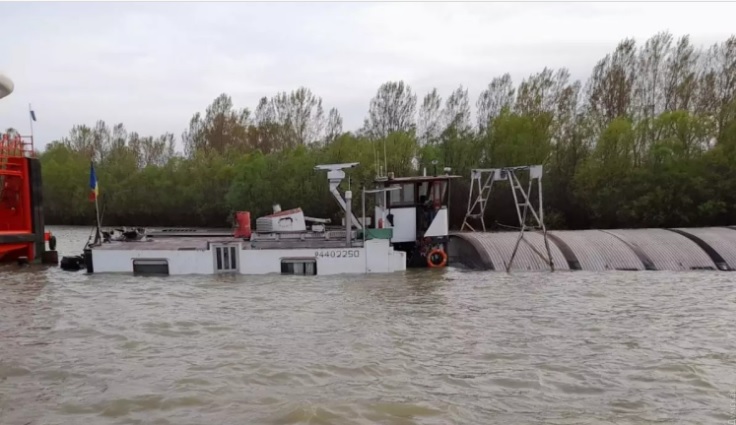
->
(35, 32), (736, 230)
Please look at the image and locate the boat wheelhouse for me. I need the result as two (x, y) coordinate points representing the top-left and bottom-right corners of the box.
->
(372, 171), (461, 268)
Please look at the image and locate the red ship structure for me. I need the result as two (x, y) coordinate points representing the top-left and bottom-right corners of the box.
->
(0, 73), (58, 265)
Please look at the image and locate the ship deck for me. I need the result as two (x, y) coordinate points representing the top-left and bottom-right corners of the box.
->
(92, 235), (365, 251)
(92, 237), (238, 251)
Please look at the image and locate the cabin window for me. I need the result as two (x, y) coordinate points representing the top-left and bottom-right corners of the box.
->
(388, 183), (415, 207)
(386, 180), (448, 208)
(281, 258), (317, 276)
(133, 258), (169, 276)
(429, 180), (448, 205)
(418, 182), (429, 198)
(214, 245), (239, 273)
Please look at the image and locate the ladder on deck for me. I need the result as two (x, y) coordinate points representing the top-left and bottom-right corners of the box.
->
(461, 168), (496, 232)
(461, 165), (554, 272)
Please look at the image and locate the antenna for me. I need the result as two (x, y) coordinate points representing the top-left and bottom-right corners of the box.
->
(372, 138), (380, 178)
(383, 136), (388, 178)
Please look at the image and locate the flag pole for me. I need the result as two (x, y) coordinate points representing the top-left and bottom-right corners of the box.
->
(94, 191), (102, 245)
(28, 104), (34, 147)
(90, 161), (102, 245)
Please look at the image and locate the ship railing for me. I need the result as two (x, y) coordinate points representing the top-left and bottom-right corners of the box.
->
(0, 133), (35, 160)
(250, 229), (358, 242)
(0, 133), (34, 204)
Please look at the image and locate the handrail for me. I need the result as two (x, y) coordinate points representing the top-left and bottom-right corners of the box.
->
(0, 133), (34, 158)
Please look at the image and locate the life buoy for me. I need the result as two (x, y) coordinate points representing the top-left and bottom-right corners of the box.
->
(427, 248), (447, 268)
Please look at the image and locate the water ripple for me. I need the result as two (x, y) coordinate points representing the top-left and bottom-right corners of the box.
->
(0, 226), (734, 425)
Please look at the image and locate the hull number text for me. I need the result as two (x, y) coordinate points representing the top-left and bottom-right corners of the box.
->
(315, 250), (360, 258)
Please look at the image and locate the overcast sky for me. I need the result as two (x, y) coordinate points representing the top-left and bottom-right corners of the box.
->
(1, 2), (735, 150)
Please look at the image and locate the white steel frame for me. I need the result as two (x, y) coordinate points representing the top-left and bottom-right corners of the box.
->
(461, 165), (554, 272)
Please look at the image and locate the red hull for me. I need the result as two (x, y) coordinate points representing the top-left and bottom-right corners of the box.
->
(0, 243), (31, 261)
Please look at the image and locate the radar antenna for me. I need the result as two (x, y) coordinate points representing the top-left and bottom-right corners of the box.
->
(314, 163), (363, 230)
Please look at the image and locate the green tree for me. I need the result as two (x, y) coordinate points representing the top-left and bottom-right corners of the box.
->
(36, 32), (736, 232)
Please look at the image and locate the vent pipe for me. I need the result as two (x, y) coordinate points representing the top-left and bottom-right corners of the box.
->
(345, 190), (352, 247)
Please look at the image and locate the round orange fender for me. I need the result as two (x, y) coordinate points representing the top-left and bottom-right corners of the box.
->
(427, 248), (447, 268)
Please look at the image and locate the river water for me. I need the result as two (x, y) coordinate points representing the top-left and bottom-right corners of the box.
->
(1, 226), (734, 425)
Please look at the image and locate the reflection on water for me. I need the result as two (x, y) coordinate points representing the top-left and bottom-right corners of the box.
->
(0, 226), (734, 425)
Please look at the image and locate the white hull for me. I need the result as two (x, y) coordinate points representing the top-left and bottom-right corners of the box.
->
(90, 238), (406, 276)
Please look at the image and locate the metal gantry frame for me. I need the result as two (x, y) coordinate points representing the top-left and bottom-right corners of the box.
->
(461, 165), (554, 272)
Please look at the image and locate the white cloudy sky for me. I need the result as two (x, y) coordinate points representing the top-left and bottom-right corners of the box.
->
(1, 1), (734, 150)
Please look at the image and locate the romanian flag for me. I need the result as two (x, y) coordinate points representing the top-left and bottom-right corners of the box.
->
(89, 162), (99, 202)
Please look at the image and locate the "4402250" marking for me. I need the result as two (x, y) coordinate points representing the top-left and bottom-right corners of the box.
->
(315, 250), (360, 258)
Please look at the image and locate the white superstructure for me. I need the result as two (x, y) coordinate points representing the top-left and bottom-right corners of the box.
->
(86, 163), (408, 276)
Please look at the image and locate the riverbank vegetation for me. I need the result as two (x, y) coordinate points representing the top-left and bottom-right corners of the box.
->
(37, 32), (736, 229)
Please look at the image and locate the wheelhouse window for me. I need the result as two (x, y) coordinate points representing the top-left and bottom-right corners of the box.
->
(385, 180), (448, 208)
(388, 183), (415, 207)
(429, 180), (448, 205)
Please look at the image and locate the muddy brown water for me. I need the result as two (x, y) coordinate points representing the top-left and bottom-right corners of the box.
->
(1, 226), (734, 424)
